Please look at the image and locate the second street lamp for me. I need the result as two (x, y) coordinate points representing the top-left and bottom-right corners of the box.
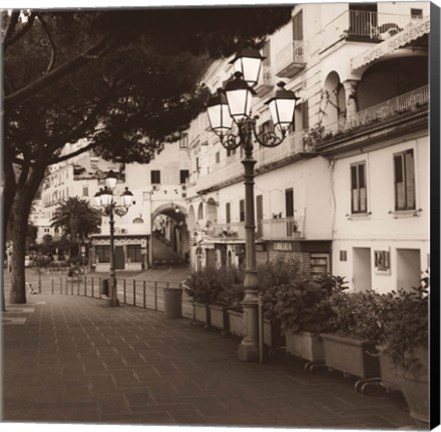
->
(206, 50), (298, 362)
(94, 173), (134, 307)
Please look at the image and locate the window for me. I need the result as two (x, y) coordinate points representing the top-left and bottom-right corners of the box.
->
(394, 150), (415, 210)
(227, 148), (237, 157)
(179, 133), (189, 148)
(83, 187), (88, 197)
(226, 202), (231, 224)
(215, 152), (220, 164)
(411, 8), (423, 19)
(285, 188), (294, 217)
(151, 170), (161, 185)
(340, 250), (347, 262)
(197, 202), (204, 220)
(127, 245), (142, 263)
(196, 157), (200, 173)
(351, 162), (367, 213)
(239, 199), (245, 222)
(292, 10), (303, 41)
(180, 170), (189, 184)
(96, 245), (110, 263)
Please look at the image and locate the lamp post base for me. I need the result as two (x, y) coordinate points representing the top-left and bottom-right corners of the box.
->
(238, 342), (259, 362)
(238, 295), (260, 362)
(106, 298), (119, 307)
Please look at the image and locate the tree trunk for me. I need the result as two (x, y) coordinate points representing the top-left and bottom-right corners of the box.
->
(8, 168), (45, 304)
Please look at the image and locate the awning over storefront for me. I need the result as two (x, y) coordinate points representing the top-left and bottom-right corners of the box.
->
(351, 16), (430, 71)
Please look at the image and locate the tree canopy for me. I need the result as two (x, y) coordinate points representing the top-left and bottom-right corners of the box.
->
(2, 6), (293, 304)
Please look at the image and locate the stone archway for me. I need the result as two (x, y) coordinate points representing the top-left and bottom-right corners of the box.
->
(150, 203), (189, 266)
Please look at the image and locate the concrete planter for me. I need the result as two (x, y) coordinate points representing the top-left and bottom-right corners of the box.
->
(399, 348), (429, 428)
(378, 350), (402, 392)
(193, 302), (210, 325)
(321, 333), (380, 378)
(263, 319), (284, 349)
(227, 310), (244, 337)
(286, 330), (324, 363)
(209, 305), (229, 330)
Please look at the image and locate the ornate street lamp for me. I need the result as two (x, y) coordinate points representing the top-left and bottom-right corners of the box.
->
(94, 173), (133, 307)
(206, 49), (298, 362)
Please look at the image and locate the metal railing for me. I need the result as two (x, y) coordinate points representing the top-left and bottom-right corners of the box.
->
(321, 10), (423, 48)
(261, 216), (304, 240)
(205, 221), (246, 239)
(195, 130), (310, 192)
(37, 276), (194, 319)
(275, 40), (306, 74)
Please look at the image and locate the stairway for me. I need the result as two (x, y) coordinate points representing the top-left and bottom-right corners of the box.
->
(152, 232), (184, 267)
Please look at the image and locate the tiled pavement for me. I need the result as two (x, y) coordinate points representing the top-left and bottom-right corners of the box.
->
(2, 295), (415, 428)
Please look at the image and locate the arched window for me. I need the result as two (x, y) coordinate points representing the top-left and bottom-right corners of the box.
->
(197, 202), (204, 220)
(132, 217), (144, 224)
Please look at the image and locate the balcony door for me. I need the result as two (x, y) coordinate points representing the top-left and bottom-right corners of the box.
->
(349, 3), (378, 38)
(285, 188), (295, 237)
(256, 195), (263, 238)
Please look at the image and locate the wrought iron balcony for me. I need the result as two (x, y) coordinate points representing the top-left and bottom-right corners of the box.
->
(255, 64), (274, 96)
(205, 222), (246, 240)
(321, 9), (425, 50)
(261, 216), (304, 240)
(309, 84), (429, 148)
(275, 40), (307, 78)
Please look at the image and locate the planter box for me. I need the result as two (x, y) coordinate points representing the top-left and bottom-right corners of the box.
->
(321, 333), (380, 378)
(286, 331), (324, 363)
(263, 319), (284, 349)
(399, 348), (429, 428)
(193, 302), (210, 325)
(378, 350), (402, 392)
(227, 310), (244, 337)
(209, 305), (229, 330)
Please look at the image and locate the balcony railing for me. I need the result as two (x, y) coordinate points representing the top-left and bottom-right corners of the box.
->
(314, 84), (428, 147)
(275, 40), (307, 78)
(255, 64), (274, 96)
(195, 129), (312, 193)
(205, 222), (245, 240)
(261, 216), (304, 240)
(321, 10), (424, 50)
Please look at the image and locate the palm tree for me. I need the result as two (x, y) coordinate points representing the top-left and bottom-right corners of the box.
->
(51, 197), (101, 258)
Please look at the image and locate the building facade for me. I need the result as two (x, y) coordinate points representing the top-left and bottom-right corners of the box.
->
(183, 1), (430, 293)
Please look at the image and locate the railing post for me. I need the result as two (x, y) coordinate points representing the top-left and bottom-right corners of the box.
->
(123, 279), (127, 304)
(99, 277), (102, 299)
(143, 281), (146, 308)
(84, 276), (87, 296)
(133, 280), (136, 306)
(51, 278), (54, 295)
(154, 282), (158, 311)
(60, 277), (63, 294)
(92, 277), (94, 298)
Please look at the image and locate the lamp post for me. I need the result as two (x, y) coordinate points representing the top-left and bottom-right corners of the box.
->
(94, 170), (133, 307)
(206, 48), (298, 362)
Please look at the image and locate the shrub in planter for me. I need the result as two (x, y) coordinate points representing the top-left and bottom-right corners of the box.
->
(257, 256), (303, 348)
(273, 274), (347, 362)
(184, 266), (244, 326)
(321, 289), (383, 378)
(376, 285), (429, 426)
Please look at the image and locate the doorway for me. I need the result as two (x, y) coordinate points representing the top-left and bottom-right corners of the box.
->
(353, 247), (372, 292)
(396, 249), (421, 291)
(115, 246), (125, 270)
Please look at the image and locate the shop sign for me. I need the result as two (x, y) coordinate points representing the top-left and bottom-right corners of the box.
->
(255, 244), (266, 252)
(273, 242), (292, 251)
(352, 17), (430, 70)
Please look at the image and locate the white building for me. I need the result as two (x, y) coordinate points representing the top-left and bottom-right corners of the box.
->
(183, 1), (430, 293)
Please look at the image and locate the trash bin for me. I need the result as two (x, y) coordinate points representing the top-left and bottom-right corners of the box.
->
(164, 287), (182, 319)
(101, 279), (109, 297)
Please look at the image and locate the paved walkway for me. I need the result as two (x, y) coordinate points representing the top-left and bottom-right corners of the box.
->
(2, 294), (415, 428)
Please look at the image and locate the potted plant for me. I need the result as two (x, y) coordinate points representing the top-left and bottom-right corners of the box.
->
(210, 266), (244, 331)
(184, 267), (219, 326)
(274, 274), (346, 363)
(257, 257), (303, 349)
(320, 289), (382, 379)
(377, 285), (429, 427)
